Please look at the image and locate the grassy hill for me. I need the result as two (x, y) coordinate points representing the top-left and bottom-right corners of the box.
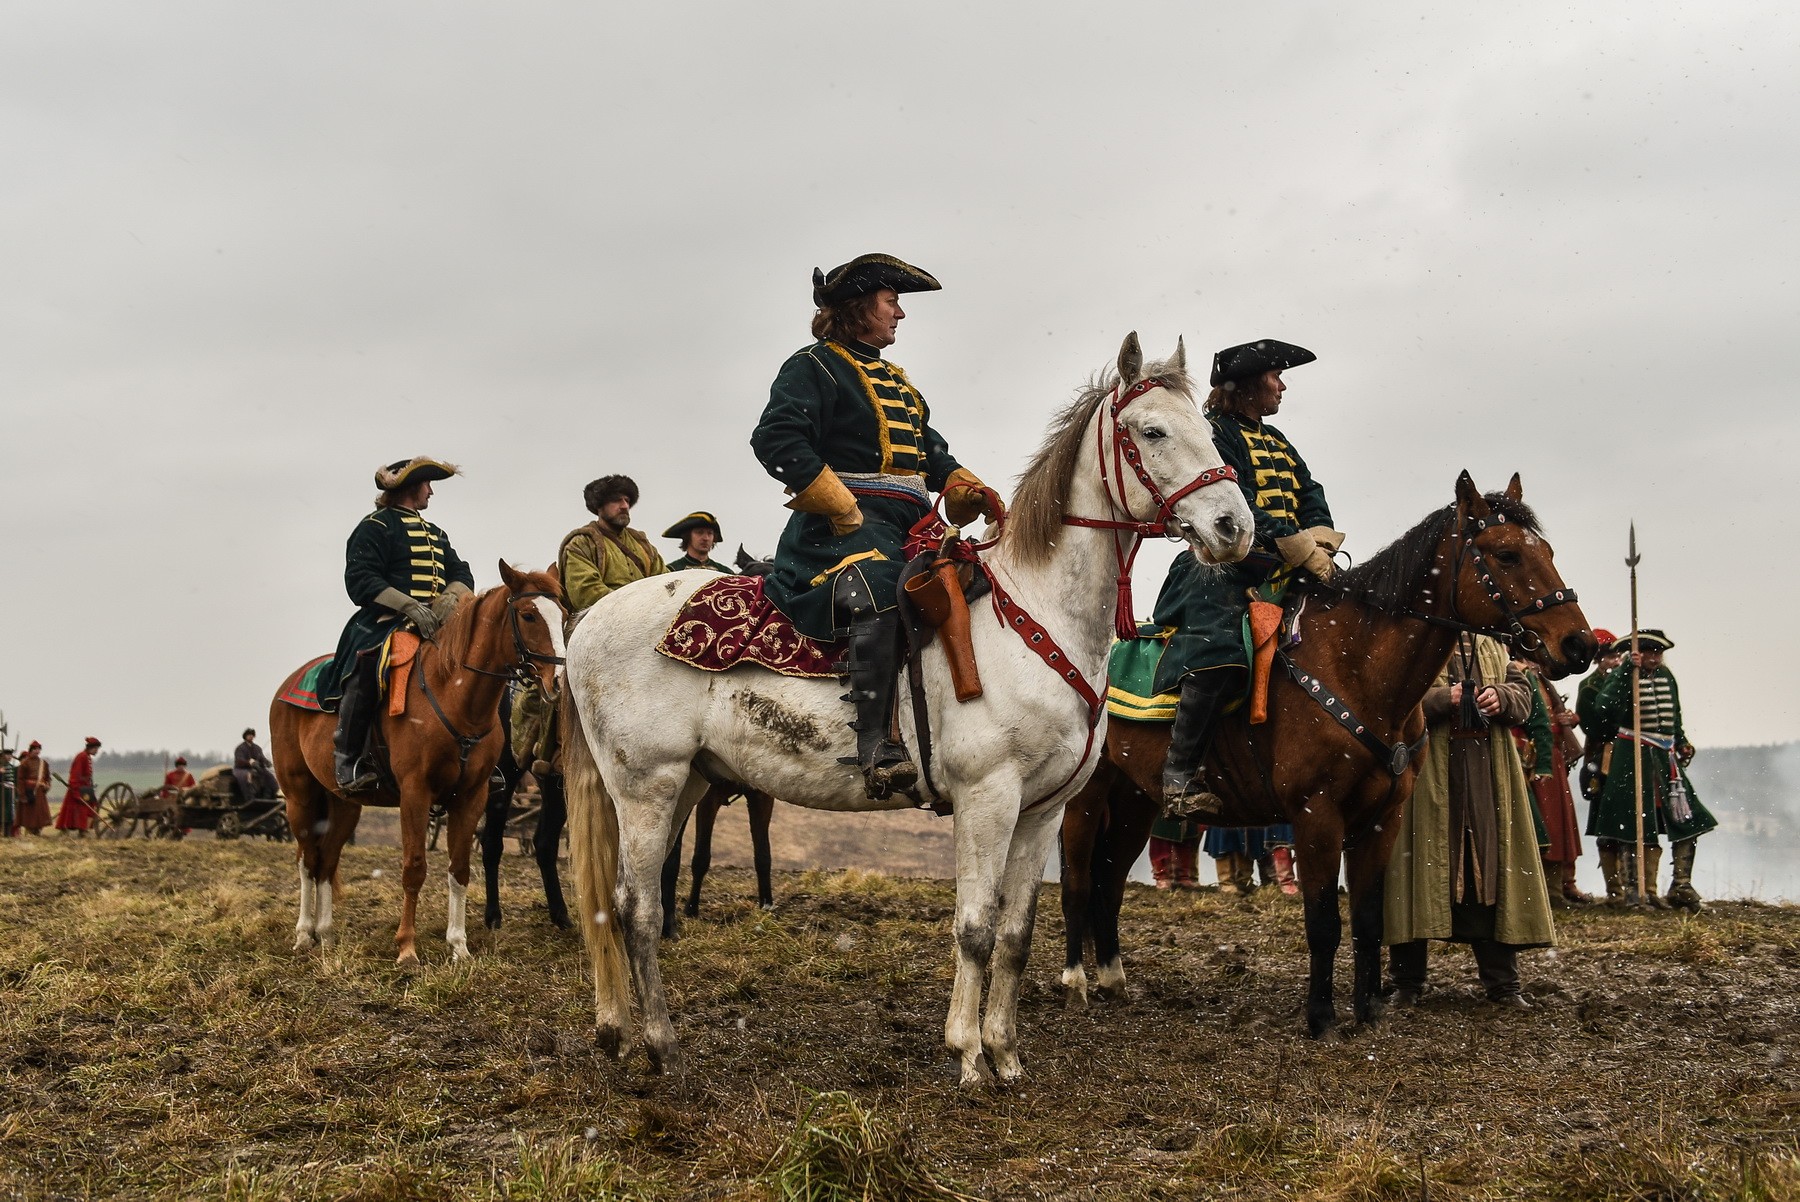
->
(2, 837), (1796, 1200)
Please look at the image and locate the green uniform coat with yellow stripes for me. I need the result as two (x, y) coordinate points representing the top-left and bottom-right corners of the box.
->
(1151, 412), (1332, 694)
(750, 338), (961, 640)
(1584, 664), (1717, 844)
(324, 506), (473, 707)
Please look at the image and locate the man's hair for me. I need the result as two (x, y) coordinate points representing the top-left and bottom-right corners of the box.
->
(242, 728), (256, 739)
(584, 475), (639, 515)
(811, 291), (883, 344)
(1203, 374), (1277, 418)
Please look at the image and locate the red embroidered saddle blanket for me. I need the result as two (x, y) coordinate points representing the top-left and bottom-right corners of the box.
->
(656, 576), (842, 679)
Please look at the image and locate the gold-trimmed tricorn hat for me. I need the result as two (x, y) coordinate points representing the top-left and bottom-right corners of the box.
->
(661, 511), (723, 542)
(1210, 339), (1317, 387)
(374, 457), (461, 492)
(812, 254), (941, 307)
(1626, 628), (1674, 653)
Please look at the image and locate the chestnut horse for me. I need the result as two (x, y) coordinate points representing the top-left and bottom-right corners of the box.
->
(1060, 473), (1594, 1037)
(272, 562), (565, 964)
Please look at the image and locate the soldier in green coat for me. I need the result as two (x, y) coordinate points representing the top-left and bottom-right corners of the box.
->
(329, 457), (473, 790)
(663, 511), (731, 573)
(1156, 340), (1345, 814)
(1584, 629), (1715, 910)
(750, 254), (1003, 798)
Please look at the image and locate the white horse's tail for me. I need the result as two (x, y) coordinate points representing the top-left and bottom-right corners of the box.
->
(560, 683), (632, 1052)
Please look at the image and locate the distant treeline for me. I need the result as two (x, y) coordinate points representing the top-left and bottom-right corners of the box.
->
(45, 749), (227, 774)
(1687, 742), (1800, 837)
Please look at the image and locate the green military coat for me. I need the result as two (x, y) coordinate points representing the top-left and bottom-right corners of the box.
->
(326, 507), (472, 706)
(1152, 412), (1332, 694)
(1584, 664), (1716, 843)
(668, 554), (731, 573)
(750, 338), (961, 640)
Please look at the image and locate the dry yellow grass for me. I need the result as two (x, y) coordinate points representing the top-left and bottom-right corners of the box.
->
(2, 835), (1798, 1200)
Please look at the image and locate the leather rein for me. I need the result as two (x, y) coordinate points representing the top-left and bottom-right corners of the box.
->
(415, 589), (567, 784)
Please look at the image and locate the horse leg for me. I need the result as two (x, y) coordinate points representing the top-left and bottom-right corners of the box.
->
(1295, 808), (1348, 1039)
(313, 798), (359, 950)
(289, 783), (326, 951)
(1095, 779), (1156, 1000)
(615, 769), (702, 1073)
(481, 770), (515, 930)
(1057, 771), (1107, 1009)
(944, 785), (1018, 1089)
(684, 791), (720, 919)
(1346, 814), (1403, 1025)
(980, 800), (1064, 1083)
(659, 812), (688, 940)
(444, 792), (485, 961)
(748, 789), (775, 909)
(395, 790), (431, 967)
(533, 772), (571, 929)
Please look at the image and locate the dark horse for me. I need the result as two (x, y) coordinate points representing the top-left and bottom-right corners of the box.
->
(1060, 473), (1594, 1036)
(274, 563), (565, 964)
(479, 684), (572, 930)
(658, 785), (776, 938)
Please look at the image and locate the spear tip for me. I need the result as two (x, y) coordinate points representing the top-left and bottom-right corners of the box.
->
(1626, 519), (1641, 567)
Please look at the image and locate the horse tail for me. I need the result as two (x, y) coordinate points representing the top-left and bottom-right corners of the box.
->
(560, 679), (633, 1050)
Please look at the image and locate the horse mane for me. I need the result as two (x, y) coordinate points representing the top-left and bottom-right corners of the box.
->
(429, 569), (561, 666)
(1003, 356), (1195, 564)
(1334, 493), (1542, 611)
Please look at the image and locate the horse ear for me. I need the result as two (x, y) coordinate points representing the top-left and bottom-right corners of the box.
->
(1169, 335), (1187, 375)
(1118, 332), (1143, 385)
(498, 559), (523, 591)
(1505, 472), (1523, 502)
(1455, 470), (1489, 516)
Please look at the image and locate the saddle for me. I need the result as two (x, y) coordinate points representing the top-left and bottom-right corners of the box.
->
(1105, 590), (1302, 727)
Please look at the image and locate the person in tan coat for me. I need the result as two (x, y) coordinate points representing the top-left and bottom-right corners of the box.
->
(1384, 633), (1555, 1006)
(13, 740), (53, 834)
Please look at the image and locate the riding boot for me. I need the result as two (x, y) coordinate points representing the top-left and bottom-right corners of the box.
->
(1214, 856), (1241, 896)
(1231, 852), (1256, 894)
(1271, 845), (1299, 896)
(1161, 671), (1234, 818)
(333, 656), (380, 792)
(1544, 860), (1569, 909)
(1598, 842), (1624, 904)
(1644, 844), (1671, 909)
(839, 607), (916, 800)
(1666, 838), (1703, 910)
(1257, 853), (1278, 889)
(1618, 844), (1648, 909)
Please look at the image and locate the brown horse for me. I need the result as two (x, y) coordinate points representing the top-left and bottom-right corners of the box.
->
(272, 562), (565, 965)
(1060, 473), (1594, 1037)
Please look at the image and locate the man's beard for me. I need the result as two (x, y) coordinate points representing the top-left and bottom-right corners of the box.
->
(604, 512), (630, 532)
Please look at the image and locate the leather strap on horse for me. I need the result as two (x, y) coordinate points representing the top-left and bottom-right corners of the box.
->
(1276, 650), (1424, 777)
(1058, 376), (1240, 639)
(416, 643), (495, 789)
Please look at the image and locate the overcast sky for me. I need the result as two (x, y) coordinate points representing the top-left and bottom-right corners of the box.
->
(3, 1), (1794, 758)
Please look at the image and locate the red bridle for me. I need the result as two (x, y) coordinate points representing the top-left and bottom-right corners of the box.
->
(1060, 377), (1239, 639)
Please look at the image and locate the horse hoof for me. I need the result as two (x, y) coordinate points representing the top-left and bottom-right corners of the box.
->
(396, 950), (420, 969)
(484, 914), (502, 931)
(595, 1025), (627, 1060)
(991, 1053), (1025, 1084)
(292, 933), (316, 953)
(450, 944), (471, 963)
(550, 914), (574, 931)
(1059, 968), (1089, 1011)
(956, 1053), (995, 1091)
(645, 1042), (684, 1077)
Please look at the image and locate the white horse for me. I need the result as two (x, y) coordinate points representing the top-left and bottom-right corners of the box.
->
(563, 334), (1254, 1086)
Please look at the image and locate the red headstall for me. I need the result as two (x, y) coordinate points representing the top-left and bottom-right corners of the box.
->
(1061, 377), (1240, 639)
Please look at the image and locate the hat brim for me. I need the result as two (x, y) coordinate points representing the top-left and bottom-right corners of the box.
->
(661, 514), (723, 541)
(375, 457), (461, 492)
(814, 254), (941, 306)
(1210, 339), (1317, 387)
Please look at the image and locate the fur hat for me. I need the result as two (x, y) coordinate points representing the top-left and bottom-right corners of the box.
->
(375, 457), (460, 493)
(584, 475), (639, 513)
(812, 254), (941, 307)
(1625, 629), (1674, 653)
(661, 511), (722, 543)
(1210, 339), (1317, 387)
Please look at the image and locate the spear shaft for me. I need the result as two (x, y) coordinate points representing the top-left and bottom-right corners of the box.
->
(1627, 523), (1646, 903)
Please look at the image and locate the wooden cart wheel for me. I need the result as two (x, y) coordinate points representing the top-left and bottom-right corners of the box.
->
(215, 810), (243, 840)
(95, 783), (138, 837)
(150, 807), (184, 840)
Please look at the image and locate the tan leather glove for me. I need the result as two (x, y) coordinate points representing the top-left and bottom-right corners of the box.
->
(1303, 526), (1346, 554)
(942, 467), (1007, 528)
(374, 586), (440, 638)
(1274, 532), (1335, 583)
(786, 466), (862, 536)
(430, 581), (473, 624)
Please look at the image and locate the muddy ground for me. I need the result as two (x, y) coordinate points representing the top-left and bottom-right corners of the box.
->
(2, 836), (1796, 1200)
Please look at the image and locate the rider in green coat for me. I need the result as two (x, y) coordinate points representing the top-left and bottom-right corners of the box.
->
(1155, 340), (1345, 814)
(750, 254), (1003, 798)
(662, 511), (732, 573)
(328, 457), (473, 790)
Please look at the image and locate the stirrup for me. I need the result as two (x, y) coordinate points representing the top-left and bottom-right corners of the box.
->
(1160, 770), (1224, 820)
(863, 745), (918, 800)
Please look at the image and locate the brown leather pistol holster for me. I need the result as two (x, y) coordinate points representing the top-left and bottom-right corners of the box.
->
(903, 556), (984, 702)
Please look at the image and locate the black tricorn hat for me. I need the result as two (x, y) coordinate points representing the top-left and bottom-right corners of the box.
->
(375, 457), (460, 492)
(812, 254), (941, 307)
(1625, 628), (1674, 653)
(1210, 339), (1318, 387)
(661, 511), (722, 542)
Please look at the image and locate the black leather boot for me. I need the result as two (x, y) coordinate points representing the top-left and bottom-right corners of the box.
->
(1161, 671), (1233, 818)
(333, 657), (380, 792)
(843, 609), (916, 798)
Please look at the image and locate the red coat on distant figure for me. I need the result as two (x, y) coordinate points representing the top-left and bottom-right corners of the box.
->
(14, 745), (53, 832)
(56, 744), (98, 831)
(161, 767), (196, 798)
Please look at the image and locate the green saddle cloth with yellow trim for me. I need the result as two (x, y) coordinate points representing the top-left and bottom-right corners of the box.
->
(1106, 624), (1181, 723)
